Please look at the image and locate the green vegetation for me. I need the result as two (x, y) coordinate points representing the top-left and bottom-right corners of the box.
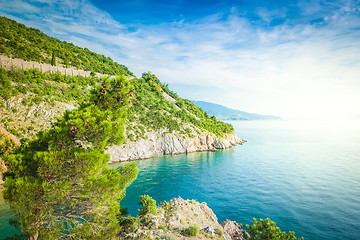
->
(1, 67), (234, 140)
(183, 225), (199, 236)
(245, 218), (304, 240)
(138, 195), (157, 216)
(158, 225), (167, 231)
(118, 215), (140, 233)
(0, 16), (132, 76)
(128, 72), (234, 137)
(0, 133), (16, 175)
(0, 18), (234, 140)
(161, 200), (177, 228)
(0, 133), (16, 158)
(0, 68), (96, 103)
(50, 51), (56, 66)
(214, 228), (222, 236)
(3, 76), (138, 239)
(0, 16), (305, 240)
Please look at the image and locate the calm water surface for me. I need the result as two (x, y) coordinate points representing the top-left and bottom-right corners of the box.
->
(115, 119), (360, 240)
(1, 119), (360, 239)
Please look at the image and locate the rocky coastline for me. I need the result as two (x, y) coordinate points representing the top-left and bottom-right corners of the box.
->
(106, 131), (246, 163)
(122, 197), (248, 240)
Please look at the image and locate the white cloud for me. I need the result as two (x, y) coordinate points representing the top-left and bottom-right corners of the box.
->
(0, 0), (40, 14)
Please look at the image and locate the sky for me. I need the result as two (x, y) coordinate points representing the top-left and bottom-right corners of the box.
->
(1, 0), (360, 119)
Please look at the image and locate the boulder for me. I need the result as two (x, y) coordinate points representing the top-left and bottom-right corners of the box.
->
(204, 225), (215, 235)
(221, 219), (248, 240)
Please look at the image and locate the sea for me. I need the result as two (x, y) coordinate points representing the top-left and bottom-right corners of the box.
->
(1, 119), (360, 239)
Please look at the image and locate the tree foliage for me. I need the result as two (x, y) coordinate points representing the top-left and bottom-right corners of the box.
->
(245, 218), (304, 240)
(127, 72), (234, 138)
(0, 68), (96, 104)
(3, 76), (138, 239)
(183, 225), (199, 236)
(50, 51), (56, 66)
(138, 195), (157, 216)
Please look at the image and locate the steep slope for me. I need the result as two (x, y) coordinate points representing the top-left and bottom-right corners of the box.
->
(107, 73), (244, 162)
(0, 16), (244, 168)
(0, 16), (132, 76)
(192, 100), (282, 120)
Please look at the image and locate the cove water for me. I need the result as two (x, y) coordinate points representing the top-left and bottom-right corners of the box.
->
(115, 119), (360, 240)
(1, 119), (360, 239)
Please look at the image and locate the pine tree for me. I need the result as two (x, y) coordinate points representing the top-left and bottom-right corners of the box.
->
(3, 75), (138, 239)
(51, 51), (56, 66)
(245, 218), (304, 240)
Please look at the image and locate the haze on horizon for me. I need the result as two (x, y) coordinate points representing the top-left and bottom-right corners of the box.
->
(0, 0), (359, 119)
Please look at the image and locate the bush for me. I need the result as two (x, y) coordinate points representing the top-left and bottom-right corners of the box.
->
(245, 218), (304, 240)
(138, 195), (157, 216)
(158, 225), (166, 231)
(214, 228), (222, 235)
(119, 216), (140, 233)
(183, 225), (199, 236)
(161, 200), (177, 228)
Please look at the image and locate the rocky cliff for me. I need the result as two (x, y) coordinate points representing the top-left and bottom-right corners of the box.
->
(0, 93), (245, 178)
(106, 130), (245, 163)
(121, 197), (248, 240)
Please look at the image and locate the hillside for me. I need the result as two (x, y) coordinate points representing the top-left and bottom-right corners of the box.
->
(0, 16), (305, 240)
(192, 100), (282, 120)
(0, 16), (132, 76)
(0, 16), (243, 171)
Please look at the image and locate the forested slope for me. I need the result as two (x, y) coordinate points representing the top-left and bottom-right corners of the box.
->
(0, 16), (238, 159)
(0, 16), (132, 76)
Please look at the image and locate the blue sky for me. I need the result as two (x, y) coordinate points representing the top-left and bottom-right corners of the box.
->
(1, 0), (360, 118)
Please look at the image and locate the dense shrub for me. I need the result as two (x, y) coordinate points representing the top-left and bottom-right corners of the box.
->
(183, 225), (199, 236)
(118, 216), (140, 233)
(138, 195), (157, 216)
(245, 218), (304, 240)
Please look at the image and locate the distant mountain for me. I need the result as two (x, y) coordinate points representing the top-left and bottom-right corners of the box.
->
(192, 101), (282, 120)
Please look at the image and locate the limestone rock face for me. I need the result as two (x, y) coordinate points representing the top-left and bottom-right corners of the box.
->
(221, 219), (249, 240)
(106, 131), (245, 163)
(121, 197), (248, 240)
(167, 197), (221, 230)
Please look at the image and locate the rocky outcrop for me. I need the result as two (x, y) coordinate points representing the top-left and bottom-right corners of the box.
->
(122, 197), (247, 239)
(0, 94), (76, 139)
(221, 220), (249, 240)
(1, 94), (245, 166)
(106, 130), (246, 163)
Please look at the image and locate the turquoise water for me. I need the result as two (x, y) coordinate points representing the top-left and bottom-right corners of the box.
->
(1, 119), (360, 239)
(115, 119), (360, 240)
(0, 189), (19, 239)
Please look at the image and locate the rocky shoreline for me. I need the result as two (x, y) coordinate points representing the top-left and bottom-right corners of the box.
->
(106, 131), (246, 163)
(121, 197), (248, 240)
